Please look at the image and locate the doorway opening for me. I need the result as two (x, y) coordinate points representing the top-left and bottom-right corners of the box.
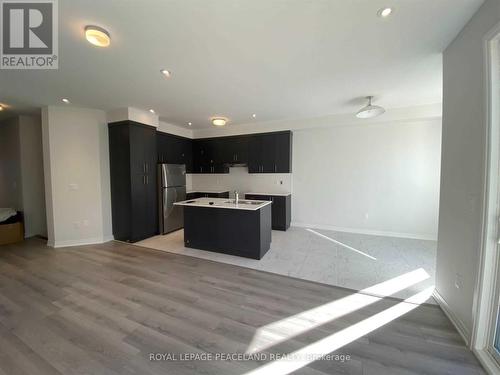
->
(472, 24), (500, 372)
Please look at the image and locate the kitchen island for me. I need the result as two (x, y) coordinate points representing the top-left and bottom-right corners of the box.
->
(174, 197), (272, 259)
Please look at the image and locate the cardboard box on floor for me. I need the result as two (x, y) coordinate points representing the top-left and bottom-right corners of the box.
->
(0, 222), (24, 245)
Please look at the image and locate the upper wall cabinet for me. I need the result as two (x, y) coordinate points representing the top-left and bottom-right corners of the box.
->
(157, 133), (193, 173)
(248, 131), (292, 173)
(159, 130), (292, 174)
(192, 139), (229, 174)
(218, 136), (249, 164)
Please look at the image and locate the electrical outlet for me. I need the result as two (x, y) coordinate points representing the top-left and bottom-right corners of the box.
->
(455, 273), (463, 290)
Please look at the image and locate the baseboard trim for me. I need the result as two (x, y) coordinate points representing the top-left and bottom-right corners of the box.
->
(473, 348), (500, 375)
(433, 290), (471, 346)
(50, 236), (114, 248)
(291, 222), (437, 241)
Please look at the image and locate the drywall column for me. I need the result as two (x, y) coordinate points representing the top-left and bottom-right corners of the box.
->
(436, 0), (500, 343)
(41, 106), (113, 247)
(0, 117), (22, 209)
(18, 115), (47, 237)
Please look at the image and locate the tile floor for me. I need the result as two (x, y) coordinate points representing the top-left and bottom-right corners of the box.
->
(136, 227), (437, 303)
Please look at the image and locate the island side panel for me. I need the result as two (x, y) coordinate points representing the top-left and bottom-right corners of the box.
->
(259, 204), (272, 258)
(183, 206), (271, 259)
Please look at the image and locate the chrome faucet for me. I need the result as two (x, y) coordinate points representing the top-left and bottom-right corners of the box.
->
(234, 191), (239, 204)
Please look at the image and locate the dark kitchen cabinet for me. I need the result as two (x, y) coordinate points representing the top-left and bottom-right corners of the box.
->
(157, 133), (193, 173)
(245, 193), (291, 231)
(192, 139), (229, 174)
(186, 191), (230, 199)
(109, 121), (158, 242)
(219, 136), (249, 164)
(248, 131), (292, 173)
(274, 132), (293, 173)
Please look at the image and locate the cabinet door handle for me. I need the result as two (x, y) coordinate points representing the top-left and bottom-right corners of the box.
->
(274, 164), (277, 173)
(146, 175), (149, 185)
(143, 175), (146, 185)
(143, 163), (146, 173)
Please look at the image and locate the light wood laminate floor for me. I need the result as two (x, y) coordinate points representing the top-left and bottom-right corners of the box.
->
(0, 239), (484, 375)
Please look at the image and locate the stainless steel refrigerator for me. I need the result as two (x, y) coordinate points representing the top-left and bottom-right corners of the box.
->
(158, 164), (186, 234)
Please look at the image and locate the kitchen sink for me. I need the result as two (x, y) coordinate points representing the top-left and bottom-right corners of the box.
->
(224, 200), (262, 205)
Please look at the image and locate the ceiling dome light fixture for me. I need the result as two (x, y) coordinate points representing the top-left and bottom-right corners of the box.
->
(149, 109), (155, 114)
(85, 25), (111, 47)
(377, 7), (393, 18)
(188, 122), (192, 126)
(212, 118), (227, 127)
(62, 98), (70, 103)
(160, 69), (172, 78)
(356, 96), (386, 119)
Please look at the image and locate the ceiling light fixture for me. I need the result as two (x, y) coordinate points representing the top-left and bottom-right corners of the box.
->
(356, 96), (385, 119)
(188, 122), (192, 126)
(62, 98), (70, 103)
(0, 105), (4, 111)
(85, 25), (111, 47)
(149, 109), (155, 114)
(212, 118), (227, 127)
(252, 114), (257, 118)
(377, 7), (393, 18)
(160, 69), (172, 78)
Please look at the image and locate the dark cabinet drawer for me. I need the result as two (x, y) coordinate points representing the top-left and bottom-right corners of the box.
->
(245, 194), (291, 231)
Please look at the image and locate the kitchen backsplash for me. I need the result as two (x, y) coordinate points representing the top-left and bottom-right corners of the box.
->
(187, 166), (292, 196)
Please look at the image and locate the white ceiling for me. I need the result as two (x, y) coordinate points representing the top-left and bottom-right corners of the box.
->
(0, 0), (483, 128)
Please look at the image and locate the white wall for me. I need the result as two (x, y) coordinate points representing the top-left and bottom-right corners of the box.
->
(107, 107), (159, 127)
(158, 121), (193, 139)
(188, 107), (442, 240)
(292, 119), (441, 239)
(0, 117), (22, 209)
(436, 0), (500, 343)
(18, 115), (47, 237)
(42, 106), (112, 247)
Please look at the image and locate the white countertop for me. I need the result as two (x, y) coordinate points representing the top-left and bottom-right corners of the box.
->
(187, 190), (229, 194)
(245, 192), (291, 196)
(174, 197), (272, 211)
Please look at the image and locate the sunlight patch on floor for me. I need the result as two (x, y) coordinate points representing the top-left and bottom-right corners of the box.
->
(306, 228), (377, 260)
(243, 286), (435, 375)
(245, 268), (430, 354)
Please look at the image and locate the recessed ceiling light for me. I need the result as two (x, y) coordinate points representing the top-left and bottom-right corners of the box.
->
(160, 69), (172, 78)
(212, 118), (227, 127)
(62, 98), (70, 104)
(188, 122), (192, 126)
(252, 114), (257, 118)
(85, 25), (111, 47)
(377, 7), (393, 18)
(149, 109), (155, 114)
